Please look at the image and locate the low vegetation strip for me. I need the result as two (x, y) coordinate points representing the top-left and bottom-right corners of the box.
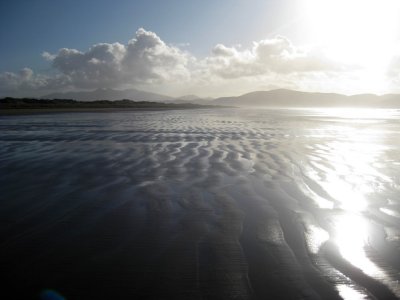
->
(0, 98), (212, 109)
(0, 98), (223, 115)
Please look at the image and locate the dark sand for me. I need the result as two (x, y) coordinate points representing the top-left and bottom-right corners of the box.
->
(1, 108), (400, 299)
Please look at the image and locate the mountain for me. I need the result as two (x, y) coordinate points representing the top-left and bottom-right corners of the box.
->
(40, 88), (400, 108)
(42, 88), (174, 102)
(177, 94), (203, 101)
(168, 95), (214, 105)
(213, 89), (400, 108)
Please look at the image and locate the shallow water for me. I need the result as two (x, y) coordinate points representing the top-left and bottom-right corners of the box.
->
(1, 108), (400, 299)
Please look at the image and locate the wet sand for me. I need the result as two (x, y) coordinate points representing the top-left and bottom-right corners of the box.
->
(1, 108), (400, 299)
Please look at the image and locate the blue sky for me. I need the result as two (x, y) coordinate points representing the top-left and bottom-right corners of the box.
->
(1, 0), (400, 97)
(0, 0), (292, 72)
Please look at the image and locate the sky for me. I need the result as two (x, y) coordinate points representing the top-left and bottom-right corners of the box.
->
(1, 0), (400, 98)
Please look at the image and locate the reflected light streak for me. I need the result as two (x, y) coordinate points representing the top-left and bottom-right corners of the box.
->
(321, 108), (397, 120)
(332, 213), (400, 298)
(305, 224), (329, 254)
(304, 109), (400, 297)
(314, 128), (386, 212)
(332, 214), (380, 276)
(323, 176), (367, 212)
(337, 284), (369, 300)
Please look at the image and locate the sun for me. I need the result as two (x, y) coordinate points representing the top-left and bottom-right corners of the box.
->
(304, 0), (400, 68)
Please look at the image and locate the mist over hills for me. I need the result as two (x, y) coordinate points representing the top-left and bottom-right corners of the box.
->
(213, 89), (400, 108)
(42, 88), (214, 105)
(40, 88), (400, 108)
(43, 88), (175, 102)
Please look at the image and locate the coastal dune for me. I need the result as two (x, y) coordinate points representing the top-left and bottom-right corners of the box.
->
(1, 108), (400, 299)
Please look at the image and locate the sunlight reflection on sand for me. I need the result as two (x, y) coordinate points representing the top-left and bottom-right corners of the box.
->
(1, 108), (400, 299)
(303, 108), (400, 299)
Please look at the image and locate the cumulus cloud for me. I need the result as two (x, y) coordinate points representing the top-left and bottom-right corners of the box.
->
(0, 68), (47, 92)
(43, 28), (191, 89)
(0, 28), (354, 97)
(0, 67), (71, 97)
(0, 28), (194, 95)
(203, 36), (343, 79)
(121, 29), (191, 83)
(49, 43), (126, 88)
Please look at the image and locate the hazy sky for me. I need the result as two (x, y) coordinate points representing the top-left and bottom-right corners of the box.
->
(1, 0), (400, 97)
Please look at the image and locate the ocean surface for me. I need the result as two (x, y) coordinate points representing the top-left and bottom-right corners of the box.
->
(1, 108), (400, 300)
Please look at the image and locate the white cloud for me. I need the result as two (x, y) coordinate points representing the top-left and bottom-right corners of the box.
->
(0, 68), (45, 92)
(0, 67), (71, 97)
(50, 43), (126, 89)
(42, 28), (192, 89)
(121, 28), (191, 83)
(0, 28), (365, 97)
(202, 36), (343, 79)
(0, 28), (195, 96)
(42, 52), (56, 61)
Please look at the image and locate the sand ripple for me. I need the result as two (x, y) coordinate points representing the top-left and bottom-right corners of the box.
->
(1, 108), (400, 299)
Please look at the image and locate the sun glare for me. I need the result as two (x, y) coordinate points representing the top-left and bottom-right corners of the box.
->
(304, 0), (400, 68)
(333, 214), (372, 268)
(331, 213), (400, 297)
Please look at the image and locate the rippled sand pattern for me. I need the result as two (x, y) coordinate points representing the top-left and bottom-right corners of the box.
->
(1, 108), (400, 299)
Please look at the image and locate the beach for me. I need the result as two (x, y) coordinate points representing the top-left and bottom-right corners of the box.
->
(1, 107), (400, 299)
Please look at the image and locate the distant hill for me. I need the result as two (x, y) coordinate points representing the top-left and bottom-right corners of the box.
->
(166, 95), (213, 105)
(213, 89), (400, 108)
(177, 95), (203, 101)
(42, 88), (216, 105)
(31, 88), (400, 108)
(43, 88), (174, 102)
